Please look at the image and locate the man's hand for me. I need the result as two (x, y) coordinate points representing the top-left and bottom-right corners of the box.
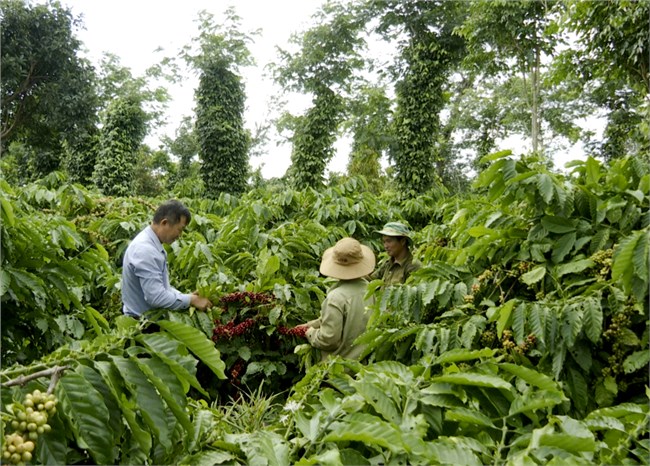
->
(190, 292), (213, 311)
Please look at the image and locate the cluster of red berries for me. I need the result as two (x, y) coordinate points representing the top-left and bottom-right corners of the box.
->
(278, 325), (308, 338)
(219, 291), (274, 308)
(230, 360), (245, 383)
(212, 318), (257, 341)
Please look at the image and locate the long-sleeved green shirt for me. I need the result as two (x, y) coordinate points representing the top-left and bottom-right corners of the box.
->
(306, 278), (373, 361)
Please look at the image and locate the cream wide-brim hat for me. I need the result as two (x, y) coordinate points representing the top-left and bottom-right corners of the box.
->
(319, 237), (376, 280)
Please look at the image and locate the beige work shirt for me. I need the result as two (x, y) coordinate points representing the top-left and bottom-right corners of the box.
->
(306, 278), (373, 361)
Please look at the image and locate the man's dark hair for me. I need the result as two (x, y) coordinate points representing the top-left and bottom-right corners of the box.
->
(153, 200), (191, 225)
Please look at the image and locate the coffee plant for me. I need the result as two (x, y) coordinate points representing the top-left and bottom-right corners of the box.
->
(1, 153), (648, 464)
(1, 389), (57, 465)
(0, 316), (225, 465)
(210, 291), (310, 397)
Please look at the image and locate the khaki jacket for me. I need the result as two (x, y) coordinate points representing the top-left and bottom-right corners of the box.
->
(306, 278), (373, 361)
(371, 251), (421, 285)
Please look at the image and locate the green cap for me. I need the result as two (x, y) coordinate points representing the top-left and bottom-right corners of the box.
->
(376, 222), (412, 238)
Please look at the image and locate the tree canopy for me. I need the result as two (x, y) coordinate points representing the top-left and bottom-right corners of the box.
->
(0, 0), (98, 175)
(1, 0), (647, 194)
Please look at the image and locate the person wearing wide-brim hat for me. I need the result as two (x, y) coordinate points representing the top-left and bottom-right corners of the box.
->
(293, 237), (375, 361)
(371, 222), (422, 286)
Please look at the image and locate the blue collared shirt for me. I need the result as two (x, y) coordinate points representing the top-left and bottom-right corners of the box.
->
(121, 226), (191, 317)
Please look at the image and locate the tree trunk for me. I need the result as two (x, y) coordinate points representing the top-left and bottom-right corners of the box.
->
(531, 37), (541, 153)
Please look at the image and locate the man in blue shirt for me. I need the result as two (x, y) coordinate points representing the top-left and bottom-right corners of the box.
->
(121, 200), (213, 318)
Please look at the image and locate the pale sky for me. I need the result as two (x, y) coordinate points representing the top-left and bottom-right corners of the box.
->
(51, 1), (591, 180)
(57, 0), (348, 179)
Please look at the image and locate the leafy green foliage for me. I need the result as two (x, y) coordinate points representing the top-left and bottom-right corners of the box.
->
(391, 39), (447, 196)
(195, 62), (249, 197)
(164, 116), (201, 190)
(286, 89), (344, 189)
(273, 0), (365, 188)
(0, 0), (98, 176)
(95, 52), (172, 127)
(183, 7), (255, 198)
(273, 1), (365, 95)
(567, 0), (649, 94)
(1, 152), (649, 465)
(556, 0), (649, 162)
(93, 96), (148, 196)
(178, 8), (256, 74)
(367, 0), (467, 194)
(61, 134), (100, 186)
(0, 179), (117, 365)
(1, 317), (225, 465)
(261, 357), (648, 465)
(345, 84), (392, 192)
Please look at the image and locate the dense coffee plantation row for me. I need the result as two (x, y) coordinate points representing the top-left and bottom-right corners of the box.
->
(1, 154), (648, 465)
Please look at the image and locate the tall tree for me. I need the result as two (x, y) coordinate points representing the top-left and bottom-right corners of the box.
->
(457, 0), (565, 156)
(92, 96), (147, 196)
(163, 116), (200, 187)
(391, 36), (449, 196)
(345, 84), (392, 192)
(195, 62), (249, 196)
(62, 53), (171, 186)
(0, 0), (99, 177)
(95, 53), (172, 129)
(60, 133), (100, 185)
(365, 0), (467, 196)
(273, 0), (365, 189)
(184, 8), (254, 197)
(282, 88), (344, 189)
(563, 0), (649, 161)
(132, 147), (173, 197)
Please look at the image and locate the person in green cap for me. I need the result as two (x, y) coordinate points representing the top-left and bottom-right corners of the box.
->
(371, 222), (422, 285)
